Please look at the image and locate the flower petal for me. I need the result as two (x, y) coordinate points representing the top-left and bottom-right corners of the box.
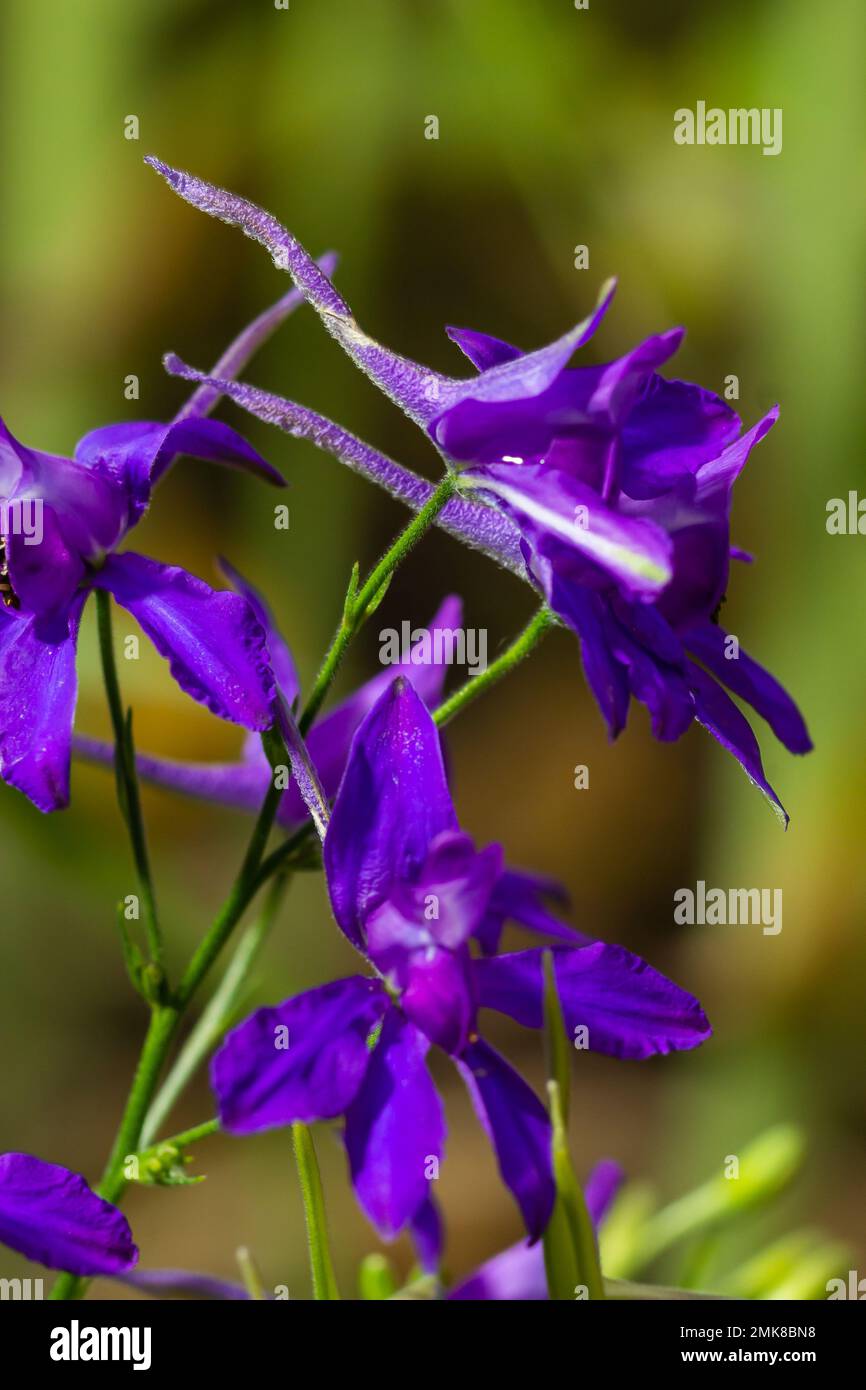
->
(0, 599), (84, 812)
(585, 1157), (625, 1226)
(73, 734), (270, 814)
(211, 977), (389, 1132)
(93, 552), (275, 730)
(409, 1197), (444, 1275)
(469, 463), (673, 598)
(475, 867), (588, 955)
(324, 678), (457, 947)
(344, 1009), (445, 1239)
(456, 1038), (554, 1241)
(0, 1152), (137, 1275)
(688, 660), (788, 827)
(218, 558), (301, 705)
(683, 618), (812, 755)
(474, 944), (712, 1058)
(445, 326), (522, 371)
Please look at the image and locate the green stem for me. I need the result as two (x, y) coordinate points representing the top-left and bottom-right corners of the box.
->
(95, 588), (162, 969)
(433, 606), (554, 728)
(292, 1123), (341, 1300)
(141, 871), (291, 1146)
(142, 1117), (220, 1153)
(300, 473), (456, 733)
(51, 728), (286, 1301)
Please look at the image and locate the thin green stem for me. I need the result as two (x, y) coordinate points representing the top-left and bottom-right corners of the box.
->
(292, 1123), (340, 1300)
(141, 871), (292, 1146)
(141, 1117), (220, 1153)
(300, 473), (456, 733)
(433, 605), (554, 728)
(95, 589), (162, 970)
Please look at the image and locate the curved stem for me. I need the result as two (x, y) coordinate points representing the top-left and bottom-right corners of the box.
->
(95, 589), (162, 970)
(433, 605), (554, 728)
(300, 472), (456, 733)
(141, 871), (292, 1146)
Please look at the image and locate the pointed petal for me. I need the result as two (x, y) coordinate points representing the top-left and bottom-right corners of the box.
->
(448, 1241), (547, 1301)
(473, 944), (712, 1058)
(456, 1038), (554, 1241)
(0, 600), (84, 813)
(545, 581), (630, 739)
(0, 1152), (137, 1275)
(409, 1197), (444, 1275)
(445, 326), (522, 371)
(683, 619), (812, 755)
(324, 678), (457, 947)
(688, 660), (788, 827)
(344, 1009), (445, 1238)
(694, 407), (779, 510)
(211, 977), (389, 1132)
(94, 552), (275, 730)
(163, 357), (527, 577)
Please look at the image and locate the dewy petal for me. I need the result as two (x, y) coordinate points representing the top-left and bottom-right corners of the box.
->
(456, 1038), (554, 1241)
(687, 661), (789, 827)
(163, 356), (527, 578)
(468, 464), (673, 598)
(683, 618), (812, 755)
(324, 678), (457, 948)
(93, 552), (275, 731)
(0, 1152), (137, 1275)
(211, 977), (389, 1132)
(218, 558), (301, 705)
(0, 598), (85, 813)
(473, 944), (712, 1058)
(344, 1009), (445, 1239)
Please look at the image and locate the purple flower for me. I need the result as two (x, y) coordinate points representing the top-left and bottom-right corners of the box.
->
(448, 1158), (622, 1300)
(0, 412), (282, 811)
(145, 158), (811, 823)
(0, 1152), (137, 1276)
(211, 679), (710, 1243)
(74, 563), (588, 950)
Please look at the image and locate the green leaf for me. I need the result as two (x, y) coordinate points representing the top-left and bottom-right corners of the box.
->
(292, 1123), (341, 1300)
(541, 951), (605, 1300)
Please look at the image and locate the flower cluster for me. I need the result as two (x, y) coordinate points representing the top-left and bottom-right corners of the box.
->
(0, 160), (811, 1300)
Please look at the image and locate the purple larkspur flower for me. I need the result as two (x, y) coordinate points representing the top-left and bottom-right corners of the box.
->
(211, 679), (710, 1243)
(0, 410), (284, 812)
(146, 157), (811, 824)
(74, 565), (587, 952)
(0, 1152), (137, 1276)
(448, 1158), (623, 1300)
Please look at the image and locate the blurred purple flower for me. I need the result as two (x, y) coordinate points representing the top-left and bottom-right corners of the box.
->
(448, 1157), (623, 1300)
(0, 1152), (137, 1276)
(146, 157), (811, 823)
(211, 680), (710, 1244)
(0, 409), (285, 812)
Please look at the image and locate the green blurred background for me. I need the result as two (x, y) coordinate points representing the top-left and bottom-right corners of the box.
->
(1, 0), (863, 1297)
